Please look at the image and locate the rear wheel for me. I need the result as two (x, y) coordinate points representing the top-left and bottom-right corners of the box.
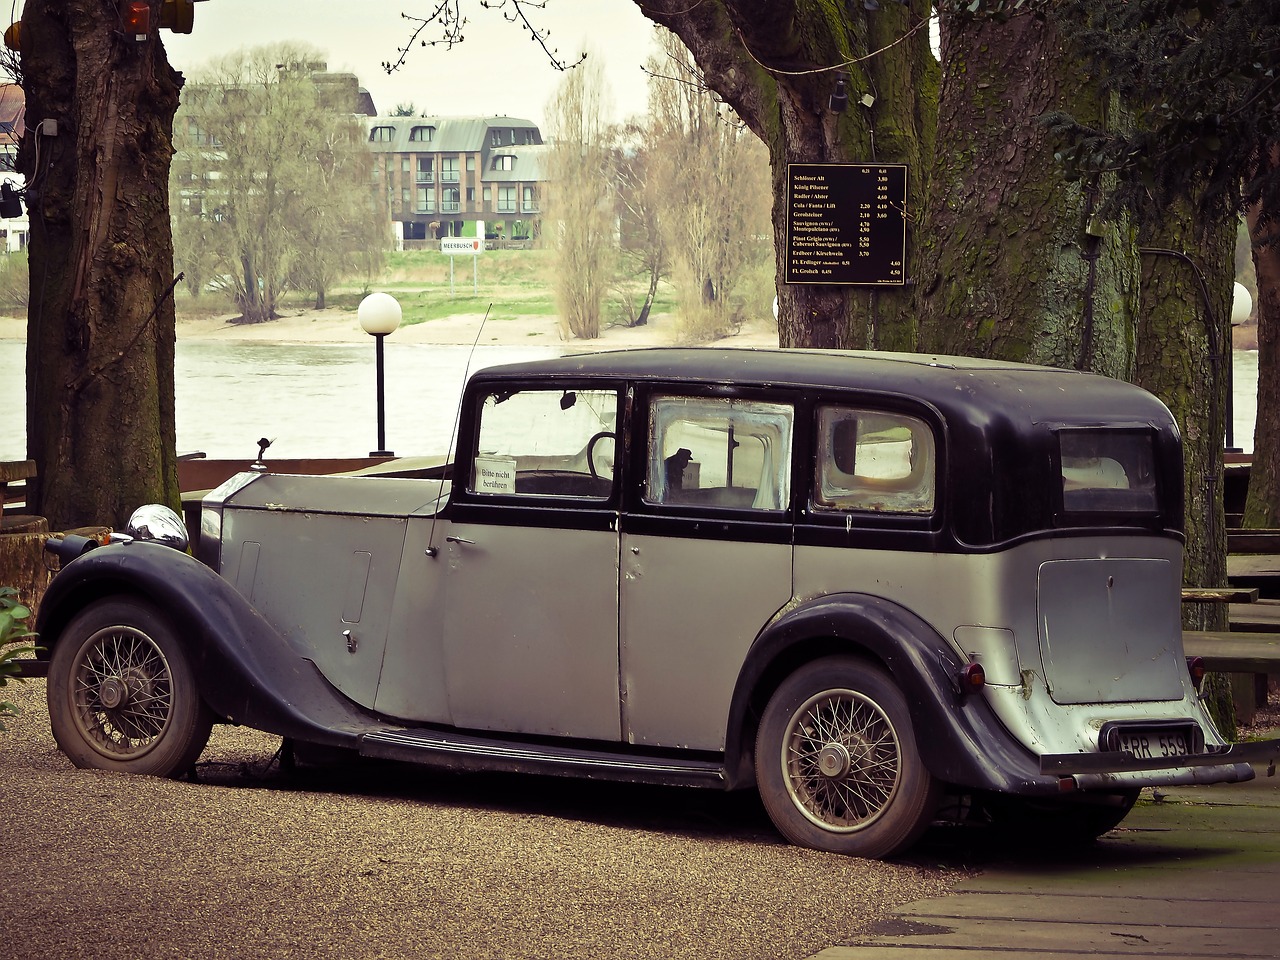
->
(48, 598), (213, 777)
(755, 656), (940, 858)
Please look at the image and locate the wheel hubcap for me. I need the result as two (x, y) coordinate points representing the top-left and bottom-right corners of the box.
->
(69, 626), (173, 760)
(782, 689), (903, 833)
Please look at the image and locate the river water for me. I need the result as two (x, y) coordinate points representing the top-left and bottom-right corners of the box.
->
(0, 339), (1263, 463)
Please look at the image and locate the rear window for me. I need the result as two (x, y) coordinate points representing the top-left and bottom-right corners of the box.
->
(1059, 429), (1159, 513)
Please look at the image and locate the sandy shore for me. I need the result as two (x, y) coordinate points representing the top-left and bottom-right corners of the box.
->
(0, 308), (780, 350)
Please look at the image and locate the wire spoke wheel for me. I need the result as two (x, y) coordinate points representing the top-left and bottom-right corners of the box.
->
(49, 599), (213, 777)
(70, 624), (174, 760)
(784, 689), (901, 832)
(756, 656), (938, 858)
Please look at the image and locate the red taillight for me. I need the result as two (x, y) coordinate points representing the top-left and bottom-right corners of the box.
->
(1186, 655), (1206, 691)
(959, 660), (986, 693)
(123, 1), (150, 39)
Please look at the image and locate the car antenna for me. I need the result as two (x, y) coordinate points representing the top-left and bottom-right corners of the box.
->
(425, 303), (491, 558)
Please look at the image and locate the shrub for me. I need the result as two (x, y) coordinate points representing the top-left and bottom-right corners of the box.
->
(0, 586), (36, 730)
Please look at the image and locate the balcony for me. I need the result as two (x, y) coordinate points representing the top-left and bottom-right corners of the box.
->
(440, 201), (461, 213)
(415, 172), (434, 184)
(440, 172), (460, 184)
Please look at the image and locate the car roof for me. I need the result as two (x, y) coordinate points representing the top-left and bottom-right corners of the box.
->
(468, 347), (1169, 424)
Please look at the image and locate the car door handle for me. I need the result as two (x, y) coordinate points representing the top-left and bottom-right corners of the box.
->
(445, 535), (476, 545)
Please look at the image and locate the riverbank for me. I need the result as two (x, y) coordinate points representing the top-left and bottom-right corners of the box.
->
(0, 308), (781, 350)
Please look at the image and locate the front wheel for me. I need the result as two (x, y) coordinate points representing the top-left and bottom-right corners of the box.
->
(755, 656), (939, 858)
(47, 598), (213, 777)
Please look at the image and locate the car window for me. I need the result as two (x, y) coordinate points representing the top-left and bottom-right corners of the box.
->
(645, 396), (793, 511)
(1059, 428), (1159, 513)
(814, 406), (936, 514)
(471, 388), (618, 499)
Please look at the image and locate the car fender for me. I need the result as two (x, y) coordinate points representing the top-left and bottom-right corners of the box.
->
(723, 592), (1054, 795)
(35, 541), (378, 747)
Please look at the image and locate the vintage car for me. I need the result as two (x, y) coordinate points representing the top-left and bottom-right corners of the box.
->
(32, 347), (1278, 858)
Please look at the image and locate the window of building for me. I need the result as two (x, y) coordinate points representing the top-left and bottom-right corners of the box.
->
(401, 187), (411, 207)
(466, 187), (475, 203)
(491, 154), (515, 171)
(401, 157), (411, 174)
(416, 157), (433, 183)
(369, 126), (395, 143)
(441, 187), (460, 213)
(466, 156), (476, 172)
(483, 187), (492, 203)
(497, 186), (516, 213)
(522, 186), (538, 212)
(409, 125), (435, 142)
(441, 157), (460, 183)
(415, 186), (434, 213)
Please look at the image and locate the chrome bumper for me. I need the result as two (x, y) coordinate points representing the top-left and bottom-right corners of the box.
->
(1040, 737), (1280, 776)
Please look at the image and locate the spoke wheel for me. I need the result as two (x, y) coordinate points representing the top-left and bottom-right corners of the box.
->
(756, 656), (938, 858)
(48, 599), (212, 777)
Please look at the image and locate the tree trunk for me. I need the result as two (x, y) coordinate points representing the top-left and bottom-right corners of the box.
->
(1137, 203), (1236, 737)
(915, 10), (1137, 377)
(1244, 149), (1280, 529)
(20, 0), (182, 529)
(637, 0), (936, 350)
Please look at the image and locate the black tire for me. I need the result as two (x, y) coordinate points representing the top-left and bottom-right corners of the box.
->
(755, 655), (940, 859)
(47, 598), (213, 777)
(983, 789), (1140, 843)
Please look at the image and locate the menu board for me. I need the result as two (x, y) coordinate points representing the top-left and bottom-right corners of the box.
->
(784, 163), (907, 286)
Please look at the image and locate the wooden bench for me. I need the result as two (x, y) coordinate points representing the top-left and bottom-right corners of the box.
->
(0, 460), (38, 532)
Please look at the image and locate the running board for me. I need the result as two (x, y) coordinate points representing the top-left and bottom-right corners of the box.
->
(360, 728), (726, 789)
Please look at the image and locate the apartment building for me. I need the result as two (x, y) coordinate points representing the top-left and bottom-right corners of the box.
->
(365, 115), (546, 247)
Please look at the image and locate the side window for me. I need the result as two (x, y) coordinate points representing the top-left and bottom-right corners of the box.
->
(814, 407), (936, 515)
(646, 396), (793, 511)
(470, 389), (617, 499)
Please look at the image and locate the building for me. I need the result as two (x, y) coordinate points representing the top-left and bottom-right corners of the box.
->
(364, 116), (546, 247)
(0, 83), (29, 253)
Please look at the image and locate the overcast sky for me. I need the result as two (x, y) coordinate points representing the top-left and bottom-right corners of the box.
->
(163, 0), (660, 126)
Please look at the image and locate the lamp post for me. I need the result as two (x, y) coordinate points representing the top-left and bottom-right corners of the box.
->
(1227, 282), (1253, 453)
(358, 292), (402, 457)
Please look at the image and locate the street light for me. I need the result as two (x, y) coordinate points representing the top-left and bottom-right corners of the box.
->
(358, 292), (402, 457)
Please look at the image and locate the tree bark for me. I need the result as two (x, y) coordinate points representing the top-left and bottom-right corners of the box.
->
(915, 9), (1137, 377)
(1244, 148), (1280, 529)
(20, 0), (182, 529)
(636, 0), (936, 350)
(1137, 202), (1236, 737)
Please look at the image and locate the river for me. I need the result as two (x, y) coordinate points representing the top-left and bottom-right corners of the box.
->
(0, 339), (1263, 463)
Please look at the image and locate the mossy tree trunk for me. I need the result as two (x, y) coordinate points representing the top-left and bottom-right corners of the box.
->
(1244, 148), (1280, 530)
(914, 8), (1137, 378)
(19, 0), (182, 529)
(1137, 202), (1237, 736)
(637, 0), (937, 350)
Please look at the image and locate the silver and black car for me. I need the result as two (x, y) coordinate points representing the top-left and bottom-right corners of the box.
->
(33, 348), (1276, 858)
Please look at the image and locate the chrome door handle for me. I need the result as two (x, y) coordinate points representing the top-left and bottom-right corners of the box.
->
(445, 535), (476, 545)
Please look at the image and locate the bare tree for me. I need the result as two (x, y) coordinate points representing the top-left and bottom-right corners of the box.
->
(645, 31), (771, 342)
(172, 44), (386, 322)
(543, 57), (615, 340)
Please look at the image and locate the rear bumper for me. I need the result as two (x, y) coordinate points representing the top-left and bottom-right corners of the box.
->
(1040, 737), (1280, 778)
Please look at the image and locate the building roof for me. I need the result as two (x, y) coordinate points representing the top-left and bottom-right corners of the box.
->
(364, 116), (542, 154)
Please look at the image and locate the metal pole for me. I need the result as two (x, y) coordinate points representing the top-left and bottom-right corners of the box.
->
(372, 333), (392, 457)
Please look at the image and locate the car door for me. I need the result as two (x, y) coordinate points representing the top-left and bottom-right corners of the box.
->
(619, 390), (796, 751)
(441, 385), (623, 741)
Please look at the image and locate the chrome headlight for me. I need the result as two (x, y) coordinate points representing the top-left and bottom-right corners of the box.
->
(125, 504), (189, 551)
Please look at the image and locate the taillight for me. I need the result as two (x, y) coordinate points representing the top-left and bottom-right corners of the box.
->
(1186, 655), (1206, 691)
(959, 660), (986, 694)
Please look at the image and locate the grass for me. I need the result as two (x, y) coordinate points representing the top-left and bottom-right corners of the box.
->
(174, 247), (682, 331)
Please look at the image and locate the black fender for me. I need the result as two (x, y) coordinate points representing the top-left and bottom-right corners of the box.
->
(723, 592), (1058, 796)
(35, 541), (382, 748)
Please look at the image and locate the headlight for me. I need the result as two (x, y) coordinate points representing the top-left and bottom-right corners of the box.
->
(125, 504), (189, 551)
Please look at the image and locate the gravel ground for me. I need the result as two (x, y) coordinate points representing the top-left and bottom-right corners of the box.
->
(0, 677), (966, 960)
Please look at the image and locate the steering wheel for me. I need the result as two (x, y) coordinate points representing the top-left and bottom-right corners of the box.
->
(586, 431), (615, 480)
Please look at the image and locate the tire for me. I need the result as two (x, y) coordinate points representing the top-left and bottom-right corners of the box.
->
(47, 598), (213, 777)
(983, 789), (1140, 843)
(755, 655), (940, 859)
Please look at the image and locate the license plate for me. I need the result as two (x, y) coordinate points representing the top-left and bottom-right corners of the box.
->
(1116, 728), (1192, 759)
